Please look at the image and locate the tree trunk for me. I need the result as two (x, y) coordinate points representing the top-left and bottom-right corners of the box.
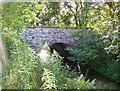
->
(0, 35), (8, 66)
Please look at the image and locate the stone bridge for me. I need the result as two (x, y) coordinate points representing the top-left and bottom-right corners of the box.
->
(22, 27), (80, 50)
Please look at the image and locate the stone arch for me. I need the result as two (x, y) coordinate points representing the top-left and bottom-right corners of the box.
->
(22, 27), (78, 51)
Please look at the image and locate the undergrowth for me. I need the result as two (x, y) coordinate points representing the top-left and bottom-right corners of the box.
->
(2, 31), (96, 89)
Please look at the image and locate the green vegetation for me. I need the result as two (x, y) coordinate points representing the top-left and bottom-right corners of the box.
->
(1, 1), (119, 89)
(2, 32), (96, 89)
(65, 2), (120, 83)
(67, 27), (120, 83)
(2, 31), (42, 89)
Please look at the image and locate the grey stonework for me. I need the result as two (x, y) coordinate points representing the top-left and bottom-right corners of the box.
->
(22, 27), (79, 50)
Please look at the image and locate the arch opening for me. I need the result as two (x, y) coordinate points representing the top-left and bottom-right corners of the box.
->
(50, 43), (70, 58)
(49, 43), (90, 76)
(49, 43), (78, 71)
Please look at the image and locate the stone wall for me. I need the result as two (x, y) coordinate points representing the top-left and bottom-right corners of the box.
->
(22, 27), (79, 50)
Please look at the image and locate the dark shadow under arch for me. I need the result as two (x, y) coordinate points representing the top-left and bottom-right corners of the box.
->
(50, 43), (89, 75)
(50, 43), (71, 58)
(49, 43), (78, 71)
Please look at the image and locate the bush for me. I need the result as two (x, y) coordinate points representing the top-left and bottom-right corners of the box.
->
(67, 28), (104, 64)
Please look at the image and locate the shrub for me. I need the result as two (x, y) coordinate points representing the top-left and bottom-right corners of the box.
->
(67, 28), (104, 64)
